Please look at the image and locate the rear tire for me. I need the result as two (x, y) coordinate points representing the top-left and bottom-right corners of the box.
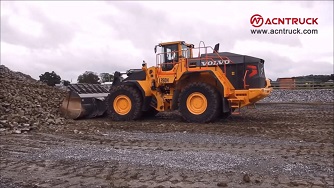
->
(107, 85), (143, 121)
(178, 82), (221, 123)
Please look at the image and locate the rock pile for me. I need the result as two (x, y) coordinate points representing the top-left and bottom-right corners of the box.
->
(0, 65), (68, 135)
(260, 89), (334, 103)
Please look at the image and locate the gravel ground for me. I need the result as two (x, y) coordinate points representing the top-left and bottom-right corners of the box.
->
(1, 103), (333, 188)
(261, 89), (334, 103)
(7, 132), (332, 176)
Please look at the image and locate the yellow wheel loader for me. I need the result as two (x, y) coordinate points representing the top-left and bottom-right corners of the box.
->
(60, 41), (272, 123)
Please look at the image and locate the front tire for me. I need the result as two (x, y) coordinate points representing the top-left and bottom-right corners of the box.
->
(107, 85), (143, 121)
(142, 95), (159, 118)
(178, 82), (221, 123)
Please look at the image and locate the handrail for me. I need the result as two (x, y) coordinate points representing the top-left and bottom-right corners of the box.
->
(155, 45), (235, 74)
(198, 41), (205, 57)
(187, 45), (234, 74)
(156, 50), (178, 66)
(243, 70), (249, 89)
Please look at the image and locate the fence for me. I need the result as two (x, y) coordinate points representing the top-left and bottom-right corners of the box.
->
(270, 80), (334, 90)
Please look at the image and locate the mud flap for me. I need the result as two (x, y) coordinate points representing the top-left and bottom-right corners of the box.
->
(222, 97), (231, 113)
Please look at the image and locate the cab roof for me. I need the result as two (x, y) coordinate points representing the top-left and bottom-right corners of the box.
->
(158, 41), (193, 47)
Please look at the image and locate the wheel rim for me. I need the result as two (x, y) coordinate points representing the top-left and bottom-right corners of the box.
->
(186, 92), (207, 115)
(113, 95), (132, 115)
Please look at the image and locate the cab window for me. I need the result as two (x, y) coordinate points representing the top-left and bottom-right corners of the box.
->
(181, 45), (190, 58)
(163, 44), (178, 62)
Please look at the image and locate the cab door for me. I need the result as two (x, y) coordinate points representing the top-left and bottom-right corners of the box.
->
(161, 44), (179, 71)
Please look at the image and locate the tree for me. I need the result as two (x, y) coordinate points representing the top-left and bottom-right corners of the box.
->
(62, 80), (70, 86)
(77, 71), (100, 84)
(39, 71), (61, 86)
(99, 73), (114, 83)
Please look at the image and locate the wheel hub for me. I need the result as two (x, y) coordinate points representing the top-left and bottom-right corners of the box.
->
(113, 95), (132, 115)
(186, 92), (207, 115)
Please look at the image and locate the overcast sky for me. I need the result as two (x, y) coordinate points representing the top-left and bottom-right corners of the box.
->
(1, 1), (333, 82)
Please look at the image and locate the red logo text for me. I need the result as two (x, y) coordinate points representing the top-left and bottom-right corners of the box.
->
(250, 14), (318, 28)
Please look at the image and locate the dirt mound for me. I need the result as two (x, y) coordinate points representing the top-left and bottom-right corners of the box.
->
(0, 65), (68, 135)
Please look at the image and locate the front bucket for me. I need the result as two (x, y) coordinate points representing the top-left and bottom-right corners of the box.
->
(60, 84), (110, 120)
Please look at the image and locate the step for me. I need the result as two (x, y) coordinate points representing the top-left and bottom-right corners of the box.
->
(232, 111), (241, 115)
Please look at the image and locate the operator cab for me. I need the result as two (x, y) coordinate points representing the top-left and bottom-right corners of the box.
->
(154, 41), (193, 71)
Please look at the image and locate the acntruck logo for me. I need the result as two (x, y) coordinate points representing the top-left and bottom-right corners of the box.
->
(250, 14), (264, 27)
(250, 14), (318, 28)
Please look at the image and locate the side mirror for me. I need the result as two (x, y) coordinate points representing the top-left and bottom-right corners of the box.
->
(213, 43), (220, 53)
(142, 60), (147, 68)
(154, 46), (157, 53)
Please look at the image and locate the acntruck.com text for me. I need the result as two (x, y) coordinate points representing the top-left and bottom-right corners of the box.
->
(250, 28), (318, 35)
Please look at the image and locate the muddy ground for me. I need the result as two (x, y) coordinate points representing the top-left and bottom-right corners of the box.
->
(0, 103), (333, 188)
